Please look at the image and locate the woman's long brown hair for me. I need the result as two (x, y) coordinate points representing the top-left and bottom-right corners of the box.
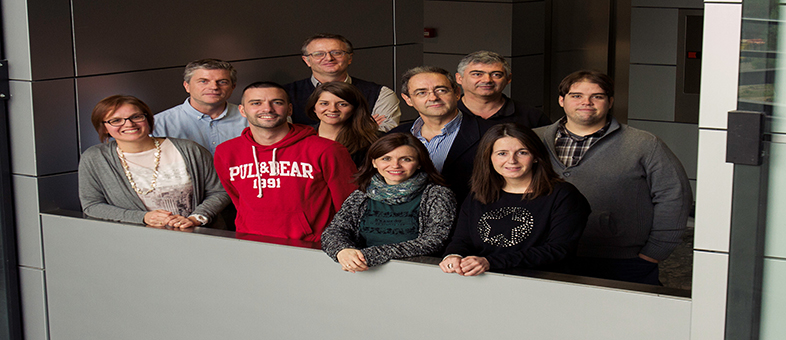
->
(305, 82), (379, 154)
(471, 123), (562, 204)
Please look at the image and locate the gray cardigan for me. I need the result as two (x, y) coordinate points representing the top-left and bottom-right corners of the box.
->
(534, 117), (692, 261)
(78, 138), (230, 225)
(321, 184), (456, 267)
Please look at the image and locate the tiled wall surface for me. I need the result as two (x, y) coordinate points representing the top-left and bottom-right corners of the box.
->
(627, 1), (703, 193)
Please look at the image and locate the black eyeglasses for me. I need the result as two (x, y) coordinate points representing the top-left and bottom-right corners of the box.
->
(303, 50), (350, 60)
(103, 114), (147, 127)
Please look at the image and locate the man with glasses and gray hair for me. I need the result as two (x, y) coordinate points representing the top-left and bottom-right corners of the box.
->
(284, 33), (401, 132)
(390, 66), (493, 205)
(153, 58), (247, 155)
(456, 51), (550, 128)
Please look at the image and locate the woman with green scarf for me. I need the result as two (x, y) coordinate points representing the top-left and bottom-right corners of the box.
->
(321, 133), (457, 272)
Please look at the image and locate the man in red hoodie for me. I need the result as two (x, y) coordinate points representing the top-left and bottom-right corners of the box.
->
(214, 82), (357, 241)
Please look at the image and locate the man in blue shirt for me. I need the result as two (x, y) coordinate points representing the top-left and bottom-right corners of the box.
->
(391, 66), (492, 205)
(153, 58), (247, 154)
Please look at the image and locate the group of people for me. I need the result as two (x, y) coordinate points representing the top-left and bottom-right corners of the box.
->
(77, 33), (692, 286)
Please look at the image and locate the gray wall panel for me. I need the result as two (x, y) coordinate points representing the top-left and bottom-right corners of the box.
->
(231, 57), (309, 97)
(42, 214), (692, 340)
(13, 175), (42, 268)
(27, 0), (74, 80)
(632, 0), (703, 8)
(549, 0), (610, 118)
(8, 81), (36, 176)
(76, 68), (192, 151)
(39, 173), (81, 213)
(338, 47), (396, 89)
(423, 53), (463, 75)
(72, 0), (394, 76)
(512, 1), (546, 56)
(511, 54), (545, 108)
(424, 1), (512, 55)
(628, 64), (677, 121)
(32, 80), (79, 175)
(19, 267), (48, 340)
(551, 0), (610, 55)
(396, 0), (424, 44)
(395, 44), (425, 121)
(630, 8), (679, 65)
(1, 0), (33, 81)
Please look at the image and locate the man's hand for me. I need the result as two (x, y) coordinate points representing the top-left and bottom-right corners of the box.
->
(639, 253), (659, 263)
(372, 113), (386, 126)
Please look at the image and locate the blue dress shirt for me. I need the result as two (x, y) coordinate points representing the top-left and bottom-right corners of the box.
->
(153, 98), (247, 154)
(410, 112), (463, 173)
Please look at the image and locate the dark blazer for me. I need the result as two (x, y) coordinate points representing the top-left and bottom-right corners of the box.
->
(390, 110), (493, 206)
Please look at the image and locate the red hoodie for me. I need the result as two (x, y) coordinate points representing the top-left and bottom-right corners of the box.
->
(214, 124), (357, 241)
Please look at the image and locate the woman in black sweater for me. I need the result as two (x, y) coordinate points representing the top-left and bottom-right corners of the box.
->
(439, 123), (590, 276)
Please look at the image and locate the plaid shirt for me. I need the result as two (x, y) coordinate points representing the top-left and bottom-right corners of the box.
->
(555, 117), (611, 167)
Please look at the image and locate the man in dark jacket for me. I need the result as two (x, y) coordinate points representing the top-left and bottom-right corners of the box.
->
(391, 66), (493, 205)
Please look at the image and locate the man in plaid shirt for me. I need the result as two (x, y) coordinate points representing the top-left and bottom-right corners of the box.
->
(534, 70), (692, 285)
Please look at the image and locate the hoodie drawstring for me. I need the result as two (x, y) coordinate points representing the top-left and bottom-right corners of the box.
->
(252, 146), (263, 198)
(271, 148), (278, 176)
(252, 146), (279, 198)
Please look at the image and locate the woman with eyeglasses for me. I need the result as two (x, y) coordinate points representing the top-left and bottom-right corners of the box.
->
(321, 133), (456, 272)
(78, 95), (229, 229)
(439, 123), (590, 276)
(304, 82), (381, 167)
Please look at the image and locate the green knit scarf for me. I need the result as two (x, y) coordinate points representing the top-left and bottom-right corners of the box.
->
(366, 172), (428, 205)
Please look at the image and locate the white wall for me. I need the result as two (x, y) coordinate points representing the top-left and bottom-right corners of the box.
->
(692, 1), (742, 339)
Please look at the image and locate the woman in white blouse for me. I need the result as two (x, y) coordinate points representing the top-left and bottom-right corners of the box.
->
(78, 95), (229, 228)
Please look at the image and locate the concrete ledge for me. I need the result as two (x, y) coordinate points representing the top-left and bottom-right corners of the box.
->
(41, 212), (691, 339)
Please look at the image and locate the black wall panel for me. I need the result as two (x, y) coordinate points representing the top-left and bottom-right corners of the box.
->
(72, 0), (395, 76)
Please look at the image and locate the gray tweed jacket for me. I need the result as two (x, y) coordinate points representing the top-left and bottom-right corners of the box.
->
(321, 184), (456, 267)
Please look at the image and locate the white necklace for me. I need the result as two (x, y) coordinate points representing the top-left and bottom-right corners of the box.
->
(117, 138), (161, 195)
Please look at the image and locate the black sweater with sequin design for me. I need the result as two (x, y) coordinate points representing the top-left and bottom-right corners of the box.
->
(444, 181), (590, 271)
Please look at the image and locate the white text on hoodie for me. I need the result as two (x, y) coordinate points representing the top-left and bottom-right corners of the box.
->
(228, 161), (315, 182)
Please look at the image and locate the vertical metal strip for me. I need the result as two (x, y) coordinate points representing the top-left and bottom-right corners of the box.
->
(724, 0), (776, 338)
(0, 16), (23, 340)
(725, 162), (768, 339)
